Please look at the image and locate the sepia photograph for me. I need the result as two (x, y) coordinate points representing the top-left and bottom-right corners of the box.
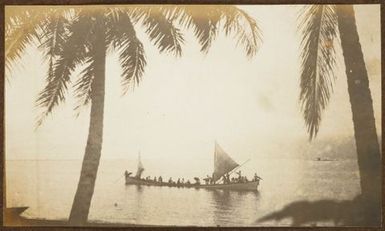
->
(3, 3), (382, 227)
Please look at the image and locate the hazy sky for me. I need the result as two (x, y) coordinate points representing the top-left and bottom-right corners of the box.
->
(5, 5), (381, 163)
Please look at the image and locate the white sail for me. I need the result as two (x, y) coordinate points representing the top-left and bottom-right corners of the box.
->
(135, 152), (144, 178)
(212, 142), (239, 182)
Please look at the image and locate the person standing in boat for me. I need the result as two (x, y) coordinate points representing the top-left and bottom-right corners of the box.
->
(203, 176), (210, 185)
(194, 177), (200, 185)
(158, 176), (163, 183)
(211, 173), (215, 184)
(254, 173), (262, 182)
(125, 170), (132, 178)
(225, 173), (230, 184)
(236, 170), (242, 182)
(177, 178), (181, 187)
(204, 175), (212, 185)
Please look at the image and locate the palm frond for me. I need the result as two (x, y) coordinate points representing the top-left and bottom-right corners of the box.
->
(168, 5), (261, 57)
(36, 12), (93, 126)
(106, 10), (147, 95)
(130, 7), (184, 57)
(177, 6), (221, 53)
(38, 11), (70, 86)
(35, 57), (72, 127)
(119, 37), (146, 94)
(298, 5), (338, 139)
(230, 8), (262, 58)
(5, 9), (47, 72)
(73, 56), (95, 115)
(39, 11), (69, 60)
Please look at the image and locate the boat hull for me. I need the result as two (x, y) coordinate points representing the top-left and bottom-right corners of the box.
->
(125, 176), (259, 191)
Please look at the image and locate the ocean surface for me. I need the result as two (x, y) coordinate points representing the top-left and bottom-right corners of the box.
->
(6, 158), (361, 226)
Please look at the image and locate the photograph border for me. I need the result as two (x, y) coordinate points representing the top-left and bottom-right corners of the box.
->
(1, 0), (383, 230)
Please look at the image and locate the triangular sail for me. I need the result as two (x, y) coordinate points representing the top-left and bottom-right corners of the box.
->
(135, 152), (145, 178)
(212, 142), (239, 182)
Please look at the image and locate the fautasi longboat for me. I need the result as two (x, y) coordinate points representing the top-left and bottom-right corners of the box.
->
(124, 142), (260, 191)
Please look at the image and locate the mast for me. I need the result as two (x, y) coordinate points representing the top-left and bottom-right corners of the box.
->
(135, 151), (144, 178)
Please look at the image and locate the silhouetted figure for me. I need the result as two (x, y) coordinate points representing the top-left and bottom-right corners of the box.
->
(236, 170), (242, 180)
(168, 177), (173, 184)
(225, 173), (230, 184)
(194, 177), (200, 185)
(177, 178), (181, 186)
(125, 170), (132, 178)
(158, 176), (163, 183)
(254, 173), (262, 182)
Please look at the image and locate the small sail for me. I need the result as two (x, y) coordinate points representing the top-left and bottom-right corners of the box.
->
(212, 142), (239, 182)
(135, 152), (145, 178)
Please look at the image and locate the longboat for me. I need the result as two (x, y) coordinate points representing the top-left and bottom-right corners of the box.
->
(125, 142), (260, 191)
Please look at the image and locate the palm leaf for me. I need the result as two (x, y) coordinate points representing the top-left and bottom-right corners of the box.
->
(5, 9), (47, 72)
(298, 5), (338, 139)
(230, 8), (262, 58)
(129, 6), (184, 57)
(39, 11), (69, 59)
(168, 5), (261, 57)
(106, 9), (147, 95)
(73, 56), (95, 115)
(38, 11), (70, 86)
(119, 36), (146, 94)
(36, 12), (93, 126)
(177, 5), (221, 53)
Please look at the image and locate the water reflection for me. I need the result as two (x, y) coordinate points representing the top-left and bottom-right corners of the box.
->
(7, 159), (361, 226)
(210, 189), (260, 226)
(124, 185), (144, 223)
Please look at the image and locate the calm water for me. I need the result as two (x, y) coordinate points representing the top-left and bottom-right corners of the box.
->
(6, 158), (361, 226)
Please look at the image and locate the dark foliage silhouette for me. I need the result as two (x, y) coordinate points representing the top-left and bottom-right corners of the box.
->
(297, 5), (381, 226)
(258, 195), (378, 226)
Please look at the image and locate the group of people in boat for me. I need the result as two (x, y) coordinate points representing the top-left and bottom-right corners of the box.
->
(203, 171), (261, 185)
(125, 170), (261, 186)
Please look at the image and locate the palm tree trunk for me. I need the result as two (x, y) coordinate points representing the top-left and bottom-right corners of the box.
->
(68, 20), (106, 225)
(336, 5), (381, 225)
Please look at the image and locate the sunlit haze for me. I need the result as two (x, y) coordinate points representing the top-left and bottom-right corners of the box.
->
(5, 5), (381, 166)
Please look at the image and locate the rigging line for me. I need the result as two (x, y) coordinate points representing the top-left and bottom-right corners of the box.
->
(227, 159), (250, 176)
(215, 159), (251, 183)
(113, 173), (125, 184)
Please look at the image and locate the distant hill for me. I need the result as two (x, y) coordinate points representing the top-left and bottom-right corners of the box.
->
(291, 136), (381, 161)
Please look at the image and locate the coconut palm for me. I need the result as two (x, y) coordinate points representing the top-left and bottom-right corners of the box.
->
(298, 5), (380, 224)
(5, 5), (261, 225)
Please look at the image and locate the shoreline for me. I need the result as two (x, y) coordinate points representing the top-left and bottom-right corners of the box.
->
(4, 207), (154, 227)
